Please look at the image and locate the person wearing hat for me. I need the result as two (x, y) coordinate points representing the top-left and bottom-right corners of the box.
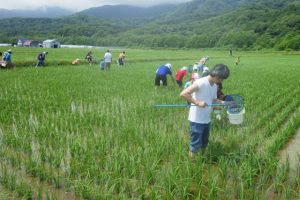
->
(155, 63), (175, 88)
(175, 66), (188, 88)
(184, 73), (199, 89)
(201, 66), (210, 77)
(1, 49), (14, 68)
(36, 51), (48, 67)
(180, 64), (230, 158)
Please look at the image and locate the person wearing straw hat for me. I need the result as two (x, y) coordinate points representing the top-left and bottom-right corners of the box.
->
(155, 63), (175, 88)
(180, 64), (230, 158)
(175, 66), (188, 88)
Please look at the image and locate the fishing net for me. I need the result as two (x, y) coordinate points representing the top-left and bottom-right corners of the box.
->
(225, 94), (244, 114)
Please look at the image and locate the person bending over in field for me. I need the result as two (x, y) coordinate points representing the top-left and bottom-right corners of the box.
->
(36, 51), (48, 67)
(155, 63), (175, 88)
(1, 49), (15, 68)
(118, 51), (125, 66)
(72, 58), (80, 65)
(201, 66), (210, 77)
(180, 64), (230, 158)
(175, 66), (188, 88)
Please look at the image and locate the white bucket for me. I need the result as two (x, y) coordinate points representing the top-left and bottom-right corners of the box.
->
(227, 108), (245, 125)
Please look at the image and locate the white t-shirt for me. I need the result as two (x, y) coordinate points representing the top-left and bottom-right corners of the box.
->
(188, 77), (217, 123)
(104, 52), (112, 63)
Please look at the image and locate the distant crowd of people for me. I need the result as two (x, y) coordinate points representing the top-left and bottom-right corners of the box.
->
(71, 50), (125, 71)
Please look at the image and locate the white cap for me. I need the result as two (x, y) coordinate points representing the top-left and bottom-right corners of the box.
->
(182, 66), (187, 71)
(193, 64), (198, 71)
(165, 63), (172, 69)
(203, 67), (209, 71)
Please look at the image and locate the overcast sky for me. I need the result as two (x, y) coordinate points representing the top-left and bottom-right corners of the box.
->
(0, 0), (192, 11)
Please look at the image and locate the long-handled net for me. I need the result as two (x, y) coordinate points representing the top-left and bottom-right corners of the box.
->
(154, 94), (244, 113)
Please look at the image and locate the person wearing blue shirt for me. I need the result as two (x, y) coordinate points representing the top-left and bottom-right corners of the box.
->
(5, 50), (11, 62)
(1, 49), (14, 68)
(100, 59), (105, 70)
(155, 63), (175, 88)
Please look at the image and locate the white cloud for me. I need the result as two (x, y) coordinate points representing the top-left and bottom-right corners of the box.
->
(0, 0), (191, 11)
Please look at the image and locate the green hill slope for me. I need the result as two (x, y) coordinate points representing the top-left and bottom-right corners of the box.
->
(0, 0), (299, 50)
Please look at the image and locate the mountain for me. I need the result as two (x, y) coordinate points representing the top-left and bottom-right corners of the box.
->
(0, 7), (74, 19)
(75, 4), (177, 19)
(0, 0), (299, 50)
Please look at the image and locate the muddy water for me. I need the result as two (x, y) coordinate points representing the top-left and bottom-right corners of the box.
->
(0, 160), (81, 200)
(0, 185), (20, 199)
(279, 127), (300, 180)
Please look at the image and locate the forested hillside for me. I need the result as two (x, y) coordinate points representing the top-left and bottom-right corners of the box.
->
(0, 0), (299, 50)
(76, 4), (177, 19)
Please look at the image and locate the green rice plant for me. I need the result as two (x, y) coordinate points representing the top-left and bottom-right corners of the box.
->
(15, 180), (33, 199)
(0, 48), (300, 198)
(273, 159), (290, 193)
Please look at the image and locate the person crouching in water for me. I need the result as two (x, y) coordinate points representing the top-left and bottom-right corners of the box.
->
(180, 64), (230, 158)
(175, 66), (188, 88)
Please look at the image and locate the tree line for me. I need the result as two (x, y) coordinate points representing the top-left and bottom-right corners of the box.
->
(0, 0), (299, 50)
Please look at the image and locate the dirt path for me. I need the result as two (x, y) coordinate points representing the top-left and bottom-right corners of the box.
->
(279, 127), (300, 180)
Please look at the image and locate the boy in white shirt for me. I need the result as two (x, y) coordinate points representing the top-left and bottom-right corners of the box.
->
(180, 64), (230, 158)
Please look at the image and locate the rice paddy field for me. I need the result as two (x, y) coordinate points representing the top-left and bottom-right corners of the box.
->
(0, 47), (300, 199)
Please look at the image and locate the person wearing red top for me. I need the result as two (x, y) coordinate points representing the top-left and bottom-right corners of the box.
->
(175, 66), (188, 88)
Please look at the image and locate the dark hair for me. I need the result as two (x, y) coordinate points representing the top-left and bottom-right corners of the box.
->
(210, 64), (230, 80)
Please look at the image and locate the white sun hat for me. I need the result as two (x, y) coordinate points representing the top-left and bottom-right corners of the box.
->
(165, 63), (172, 69)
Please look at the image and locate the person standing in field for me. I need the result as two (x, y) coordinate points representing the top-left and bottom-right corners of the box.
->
(118, 51), (125, 66)
(180, 64), (230, 158)
(85, 51), (93, 66)
(235, 57), (240, 66)
(104, 50), (112, 70)
(100, 58), (105, 70)
(155, 63), (175, 88)
(175, 66), (188, 88)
